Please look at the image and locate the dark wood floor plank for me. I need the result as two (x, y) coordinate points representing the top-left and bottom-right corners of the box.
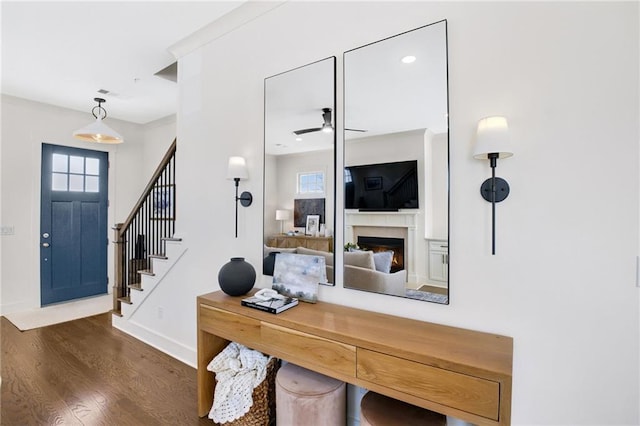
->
(1, 313), (212, 425)
(2, 319), (83, 425)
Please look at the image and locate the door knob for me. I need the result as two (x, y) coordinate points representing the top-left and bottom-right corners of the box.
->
(42, 242), (50, 248)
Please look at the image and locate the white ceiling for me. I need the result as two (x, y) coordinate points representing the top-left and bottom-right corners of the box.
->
(1, 1), (245, 124)
(264, 20), (448, 156)
(344, 20), (448, 137)
(265, 57), (335, 156)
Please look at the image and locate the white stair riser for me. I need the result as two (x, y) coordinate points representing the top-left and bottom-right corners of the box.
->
(164, 241), (183, 259)
(120, 243), (187, 319)
(149, 258), (169, 276)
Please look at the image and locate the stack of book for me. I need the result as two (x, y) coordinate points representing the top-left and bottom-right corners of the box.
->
(241, 295), (299, 314)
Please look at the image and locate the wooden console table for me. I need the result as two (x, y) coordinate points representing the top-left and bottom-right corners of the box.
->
(266, 235), (333, 252)
(197, 290), (513, 425)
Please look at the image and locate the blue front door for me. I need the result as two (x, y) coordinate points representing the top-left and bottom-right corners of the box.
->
(40, 144), (108, 306)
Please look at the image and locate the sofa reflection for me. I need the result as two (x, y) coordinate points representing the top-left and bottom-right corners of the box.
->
(263, 246), (406, 295)
(342, 264), (406, 297)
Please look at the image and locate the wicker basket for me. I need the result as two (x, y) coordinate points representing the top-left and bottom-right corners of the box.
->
(216, 357), (280, 426)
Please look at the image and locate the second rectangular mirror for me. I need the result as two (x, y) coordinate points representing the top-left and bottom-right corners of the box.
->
(263, 57), (336, 284)
(343, 21), (449, 303)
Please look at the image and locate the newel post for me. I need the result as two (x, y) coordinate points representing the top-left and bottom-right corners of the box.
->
(113, 223), (124, 313)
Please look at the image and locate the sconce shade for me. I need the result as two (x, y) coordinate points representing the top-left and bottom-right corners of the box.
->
(473, 116), (513, 159)
(226, 156), (249, 180)
(73, 98), (123, 144)
(275, 209), (291, 221)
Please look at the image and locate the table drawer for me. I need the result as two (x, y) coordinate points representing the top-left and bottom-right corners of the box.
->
(199, 305), (261, 347)
(261, 323), (356, 378)
(357, 349), (500, 421)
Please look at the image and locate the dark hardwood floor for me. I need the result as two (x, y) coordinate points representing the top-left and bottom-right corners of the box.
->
(1, 313), (213, 425)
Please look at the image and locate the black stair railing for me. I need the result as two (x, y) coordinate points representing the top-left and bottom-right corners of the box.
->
(384, 168), (418, 208)
(113, 139), (176, 314)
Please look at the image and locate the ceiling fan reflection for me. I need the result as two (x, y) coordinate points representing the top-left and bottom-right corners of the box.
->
(293, 108), (333, 135)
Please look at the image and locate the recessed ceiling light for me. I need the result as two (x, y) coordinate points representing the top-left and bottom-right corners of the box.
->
(401, 55), (416, 64)
(295, 137), (302, 141)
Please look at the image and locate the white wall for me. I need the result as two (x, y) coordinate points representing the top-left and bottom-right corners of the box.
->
(141, 115), (177, 181)
(425, 131), (448, 240)
(118, 2), (639, 425)
(271, 149), (334, 234)
(0, 95), (175, 313)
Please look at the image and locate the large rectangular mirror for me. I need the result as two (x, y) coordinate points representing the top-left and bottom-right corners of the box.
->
(343, 20), (449, 303)
(264, 57), (336, 284)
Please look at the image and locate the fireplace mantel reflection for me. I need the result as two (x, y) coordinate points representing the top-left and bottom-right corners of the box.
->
(346, 212), (417, 283)
(346, 211), (447, 303)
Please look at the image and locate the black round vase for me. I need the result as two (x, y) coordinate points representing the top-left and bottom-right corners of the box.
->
(218, 257), (256, 296)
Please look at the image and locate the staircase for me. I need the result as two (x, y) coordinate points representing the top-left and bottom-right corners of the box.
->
(111, 139), (177, 317)
(114, 237), (186, 319)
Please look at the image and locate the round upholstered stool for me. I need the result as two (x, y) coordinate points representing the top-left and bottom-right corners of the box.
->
(275, 362), (346, 426)
(360, 391), (447, 426)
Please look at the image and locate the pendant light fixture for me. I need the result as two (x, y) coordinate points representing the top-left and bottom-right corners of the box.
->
(73, 97), (123, 144)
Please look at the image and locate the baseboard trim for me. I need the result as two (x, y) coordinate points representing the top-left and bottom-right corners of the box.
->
(112, 315), (196, 368)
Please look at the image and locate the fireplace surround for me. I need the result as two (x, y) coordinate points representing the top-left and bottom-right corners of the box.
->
(345, 211), (418, 283)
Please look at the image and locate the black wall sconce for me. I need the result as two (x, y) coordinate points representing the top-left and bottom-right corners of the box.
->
(472, 116), (513, 255)
(227, 156), (253, 238)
